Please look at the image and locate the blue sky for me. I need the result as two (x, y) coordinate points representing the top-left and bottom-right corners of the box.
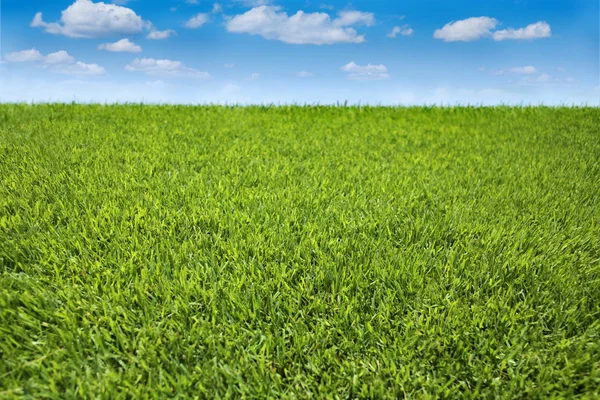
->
(1, 0), (598, 105)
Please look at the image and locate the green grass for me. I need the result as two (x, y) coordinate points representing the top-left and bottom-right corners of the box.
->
(1, 104), (599, 398)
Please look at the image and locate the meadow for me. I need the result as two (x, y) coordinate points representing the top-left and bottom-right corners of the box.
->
(0, 104), (599, 398)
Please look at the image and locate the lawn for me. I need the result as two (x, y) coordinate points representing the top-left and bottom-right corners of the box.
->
(1, 104), (599, 398)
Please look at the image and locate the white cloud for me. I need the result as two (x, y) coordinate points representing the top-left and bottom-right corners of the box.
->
(332, 11), (375, 27)
(340, 61), (389, 80)
(518, 73), (563, 85)
(537, 73), (552, 82)
(212, 3), (223, 13)
(246, 72), (260, 81)
(125, 58), (211, 78)
(3, 48), (104, 76)
(98, 38), (142, 52)
(434, 18), (551, 42)
(57, 61), (105, 76)
(225, 6), (373, 44)
(224, 63), (235, 68)
(492, 66), (538, 75)
(433, 17), (498, 42)
(45, 50), (76, 64)
(493, 21), (551, 41)
(30, 0), (149, 38)
(509, 66), (537, 74)
(238, 0), (272, 6)
(146, 29), (176, 39)
(186, 0), (199, 4)
(185, 13), (210, 28)
(296, 71), (314, 78)
(387, 25), (413, 38)
(557, 67), (566, 72)
(4, 49), (44, 62)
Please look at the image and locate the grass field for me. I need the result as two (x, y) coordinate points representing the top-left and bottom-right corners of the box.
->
(1, 104), (599, 398)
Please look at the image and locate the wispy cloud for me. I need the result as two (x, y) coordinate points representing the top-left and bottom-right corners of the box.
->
(341, 61), (389, 80)
(388, 25), (413, 38)
(147, 29), (176, 39)
(185, 13), (210, 29)
(297, 71), (315, 78)
(3, 48), (104, 76)
(125, 58), (211, 78)
(509, 66), (537, 74)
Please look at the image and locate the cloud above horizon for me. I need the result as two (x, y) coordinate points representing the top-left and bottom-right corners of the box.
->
(434, 17), (551, 42)
(340, 61), (390, 80)
(185, 13), (210, 29)
(3, 48), (105, 76)
(125, 58), (211, 78)
(98, 38), (142, 52)
(492, 22), (551, 41)
(146, 29), (176, 39)
(387, 25), (413, 38)
(225, 6), (374, 44)
(31, 0), (149, 38)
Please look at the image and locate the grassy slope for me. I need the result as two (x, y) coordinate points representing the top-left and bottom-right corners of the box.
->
(1, 104), (599, 398)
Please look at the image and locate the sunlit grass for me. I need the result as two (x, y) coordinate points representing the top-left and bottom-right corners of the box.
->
(1, 104), (599, 398)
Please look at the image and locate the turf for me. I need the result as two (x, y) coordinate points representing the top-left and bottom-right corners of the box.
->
(1, 104), (599, 398)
